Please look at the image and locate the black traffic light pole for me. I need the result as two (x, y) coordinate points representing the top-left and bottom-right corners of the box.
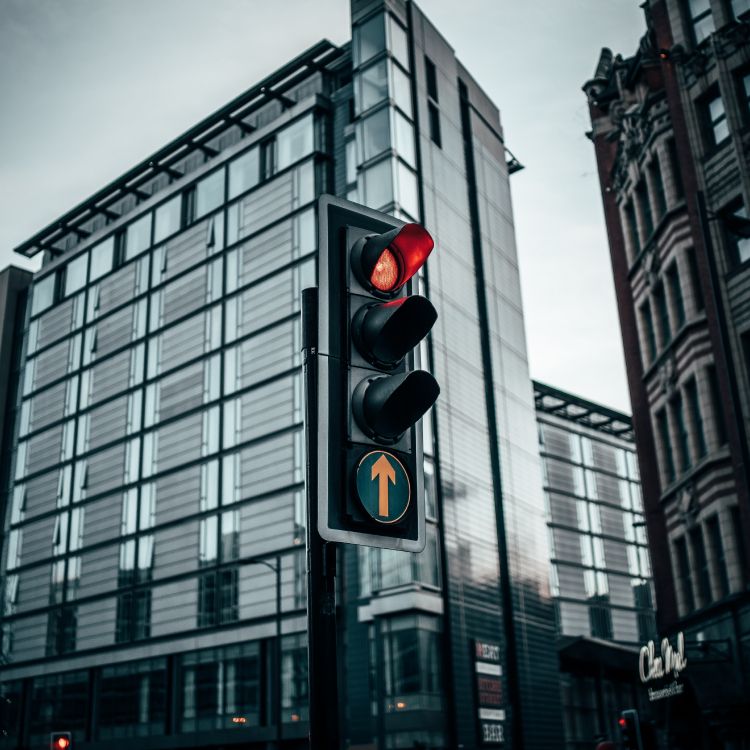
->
(301, 286), (341, 750)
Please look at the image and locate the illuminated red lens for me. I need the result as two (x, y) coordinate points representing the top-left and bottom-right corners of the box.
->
(389, 224), (434, 288)
(370, 248), (400, 291)
(56, 739), (70, 750)
(618, 718), (627, 728)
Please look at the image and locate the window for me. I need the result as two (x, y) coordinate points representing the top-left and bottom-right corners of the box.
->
(636, 180), (654, 239)
(640, 301), (657, 362)
(125, 213), (152, 260)
(396, 161), (419, 219)
(393, 109), (416, 166)
(64, 254), (88, 297)
(666, 263), (686, 329)
(354, 13), (385, 67)
(674, 537), (695, 612)
(362, 158), (393, 210)
(706, 515), (729, 598)
(260, 139), (276, 181)
(390, 61), (412, 117)
(649, 157), (667, 221)
(671, 392), (691, 472)
(30, 273), (58, 316)
(345, 138), (357, 186)
(686, 246), (705, 311)
(361, 107), (390, 162)
(657, 409), (675, 483)
(688, 0), (715, 45)
(90, 236), (115, 280)
(428, 102), (441, 148)
(154, 195), (181, 244)
(654, 282), (671, 347)
(667, 139), (684, 202)
(706, 91), (729, 146)
(685, 378), (707, 458)
(98, 659), (167, 738)
(625, 200), (640, 256)
(387, 15), (409, 70)
(724, 203), (750, 265)
(195, 169), (224, 219)
(690, 526), (711, 606)
(277, 114), (314, 171)
(707, 365), (727, 446)
(425, 56), (438, 102)
(228, 148), (259, 199)
(732, 0), (750, 19)
(357, 59), (388, 114)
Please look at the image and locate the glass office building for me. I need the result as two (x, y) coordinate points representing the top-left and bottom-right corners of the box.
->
(534, 382), (659, 750)
(0, 2), (560, 748)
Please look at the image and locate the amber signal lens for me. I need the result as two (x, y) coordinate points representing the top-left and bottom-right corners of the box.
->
(370, 248), (399, 292)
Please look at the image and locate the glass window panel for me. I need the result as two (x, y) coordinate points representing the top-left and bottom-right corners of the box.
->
(358, 60), (388, 114)
(154, 196), (181, 244)
(709, 95), (729, 144)
(64, 254), (88, 297)
(733, 0), (750, 17)
(31, 275), (56, 316)
(196, 170), (224, 219)
(393, 109), (416, 167)
(362, 158), (393, 210)
(228, 148), (259, 199)
(354, 13), (385, 66)
(390, 61), (412, 117)
(90, 237), (115, 281)
(277, 114), (314, 172)
(345, 139), (357, 185)
(396, 161), (419, 219)
(388, 15), (409, 70)
(126, 213), (152, 260)
(361, 107), (390, 162)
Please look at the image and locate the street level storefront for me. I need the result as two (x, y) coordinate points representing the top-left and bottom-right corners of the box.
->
(641, 602), (750, 749)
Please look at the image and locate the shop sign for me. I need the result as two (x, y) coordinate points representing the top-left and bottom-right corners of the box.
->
(473, 640), (505, 745)
(638, 631), (687, 702)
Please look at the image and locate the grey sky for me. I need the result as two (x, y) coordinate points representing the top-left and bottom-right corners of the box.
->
(0, 0), (644, 412)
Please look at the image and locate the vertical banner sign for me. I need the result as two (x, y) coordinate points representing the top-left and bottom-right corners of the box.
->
(473, 640), (505, 745)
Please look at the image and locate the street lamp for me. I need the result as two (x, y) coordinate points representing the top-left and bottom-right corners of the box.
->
(237, 553), (282, 747)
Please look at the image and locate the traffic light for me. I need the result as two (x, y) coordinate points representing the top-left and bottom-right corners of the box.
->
(316, 195), (439, 551)
(50, 733), (72, 750)
(618, 709), (642, 750)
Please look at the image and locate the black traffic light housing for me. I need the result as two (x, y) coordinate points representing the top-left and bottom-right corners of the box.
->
(618, 709), (643, 750)
(316, 195), (439, 551)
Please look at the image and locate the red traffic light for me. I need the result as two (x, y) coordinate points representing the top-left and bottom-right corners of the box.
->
(618, 718), (627, 729)
(352, 223), (434, 295)
(50, 733), (72, 750)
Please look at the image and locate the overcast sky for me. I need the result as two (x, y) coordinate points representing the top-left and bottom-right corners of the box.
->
(0, 0), (644, 412)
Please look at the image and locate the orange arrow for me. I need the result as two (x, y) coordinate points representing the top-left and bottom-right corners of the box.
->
(372, 453), (396, 517)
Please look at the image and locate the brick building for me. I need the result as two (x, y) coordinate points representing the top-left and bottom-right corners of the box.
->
(583, 1), (750, 746)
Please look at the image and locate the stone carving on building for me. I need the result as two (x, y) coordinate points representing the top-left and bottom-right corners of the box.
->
(658, 354), (678, 399)
(678, 484), (698, 526)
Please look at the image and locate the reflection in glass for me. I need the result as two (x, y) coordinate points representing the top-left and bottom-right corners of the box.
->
(154, 196), (181, 244)
(180, 643), (261, 731)
(357, 60), (388, 114)
(125, 213), (152, 260)
(98, 658), (167, 738)
(281, 633), (309, 722)
(354, 13), (385, 67)
(229, 148), (260, 199)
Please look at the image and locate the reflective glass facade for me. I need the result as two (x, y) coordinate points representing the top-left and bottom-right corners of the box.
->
(1, 3), (561, 748)
(534, 382), (655, 644)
